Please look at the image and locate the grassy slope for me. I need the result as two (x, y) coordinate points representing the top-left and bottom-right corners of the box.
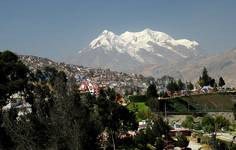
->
(127, 102), (149, 112)
(127, 96), (150, 121)
(128, 93), (236, 115)
(168, 93), (235, 111)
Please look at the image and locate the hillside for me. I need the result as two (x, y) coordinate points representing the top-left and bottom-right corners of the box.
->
(19, 55), (153, 95)
(161, 93), (236, 113)
(68, 28), (236, 88)
(149, 48), (236, 87)
(128, 93), (236, 114)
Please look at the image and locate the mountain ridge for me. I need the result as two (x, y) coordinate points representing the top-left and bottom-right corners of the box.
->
(88, 28), (199, 60)
(75, 28), (199, 71)
(66, 28), (236, 87)
(19, 47), (236, 88)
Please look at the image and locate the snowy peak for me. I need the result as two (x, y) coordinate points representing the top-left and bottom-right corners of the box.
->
(129, 28), (173, 42)
(76, 28), (200, 73)
(89, 30), (117, 49)
(119, 28), (198, 50)
(89, 28), (199, 53)
(175, 39), (199, 49)
(82, 28), (200, 67)
(89, 30), (127, 53)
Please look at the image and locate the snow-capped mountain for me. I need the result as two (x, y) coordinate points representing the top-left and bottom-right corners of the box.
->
(75, 28), (199, 72)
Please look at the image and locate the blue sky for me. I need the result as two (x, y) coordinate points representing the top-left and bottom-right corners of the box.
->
(0, 0), (236, 61)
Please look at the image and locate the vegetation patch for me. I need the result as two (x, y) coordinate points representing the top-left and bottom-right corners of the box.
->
(128, 95), (148, 102)
(163, 93), (235, 112)
(127, 102), (150, 121)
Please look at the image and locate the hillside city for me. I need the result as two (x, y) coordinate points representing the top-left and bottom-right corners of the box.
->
(1, 1), (236, 149)
(0, 54), (229, 149)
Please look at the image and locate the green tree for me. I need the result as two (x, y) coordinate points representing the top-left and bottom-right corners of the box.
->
(201, 115), (230, 133)
(202, 67), (210, 85)
(177, 79), (185, 91)
(209, 78), (216, 88)
(133, 130), (149, 149)
(202, 115), (215, 133)
(3, 67), (103, 150)
(218, 77), (225, 87)
(146, 116), (170, 144)
(166, 80), (178, 94)
(215, 116), (230, 131)
(186, 81), (194, 90)
(198, 67), (214, 87)
(159, 91), (169, 98)
(146, 84), (158, 98)
(0, 51), (29, 150)
(0, 50), (29, 106)
(146, 84), (159, 112)
(133, 116), (170, 149)
(134, 115), (170, 150)
(182, 116), (194, 129)
(96, 89), (138, 149)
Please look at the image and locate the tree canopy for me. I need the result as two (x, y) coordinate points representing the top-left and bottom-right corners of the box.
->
(0, 51), (29, 106)
(198, 67), (216, 87)
(218, 77), (225, 87)
(186, 81), (194, 90)
(146, 84), (158, 98)
(166, 79), (185, 93)
(201, 115), (230, 133)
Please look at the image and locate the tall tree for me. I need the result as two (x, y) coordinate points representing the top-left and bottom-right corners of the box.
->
(201, 115), (230, 133)
(0, 50), (29, 107)
(177, 79), (185, 91)
(218, 77), (225, 87)
(176, 133), (189, 148)
(198, 67), (214, 87)
(134, 116), (170, 149)
(209, 78), (216, 88)
(96, 89), (138, 149)
(166, 80), (178, 94)
(146, 84), (158, 98)
(186, 81), (194, 90)
(182, 116), (194, 129)
(146, 84), (159, 112)
(3, 66), (103, 150)
(0, 51), (29, 150)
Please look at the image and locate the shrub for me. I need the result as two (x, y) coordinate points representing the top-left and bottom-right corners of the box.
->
(176, 133), (189, 148)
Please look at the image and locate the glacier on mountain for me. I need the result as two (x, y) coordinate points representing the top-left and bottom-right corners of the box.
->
(75, 28), (200, 72)
(88, 28), (199, 62)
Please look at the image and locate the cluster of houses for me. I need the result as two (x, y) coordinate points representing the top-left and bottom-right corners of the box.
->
(79, 79), (100, 95)
(20, 55), (233, 99)
(76, 68), (150, 96)
(20, 55), (152, 96)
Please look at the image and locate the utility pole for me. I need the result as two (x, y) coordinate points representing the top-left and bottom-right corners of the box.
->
(165, 100), (167, 121)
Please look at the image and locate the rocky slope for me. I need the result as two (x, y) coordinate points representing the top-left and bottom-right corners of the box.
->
(149, 48), (236, 87)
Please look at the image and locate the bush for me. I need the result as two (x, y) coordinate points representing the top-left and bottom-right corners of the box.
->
(182, 116), (194, 129)
(129, 95), (148, 102)
(154, 137), (164, 150)
(176, 133), (189, 148)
